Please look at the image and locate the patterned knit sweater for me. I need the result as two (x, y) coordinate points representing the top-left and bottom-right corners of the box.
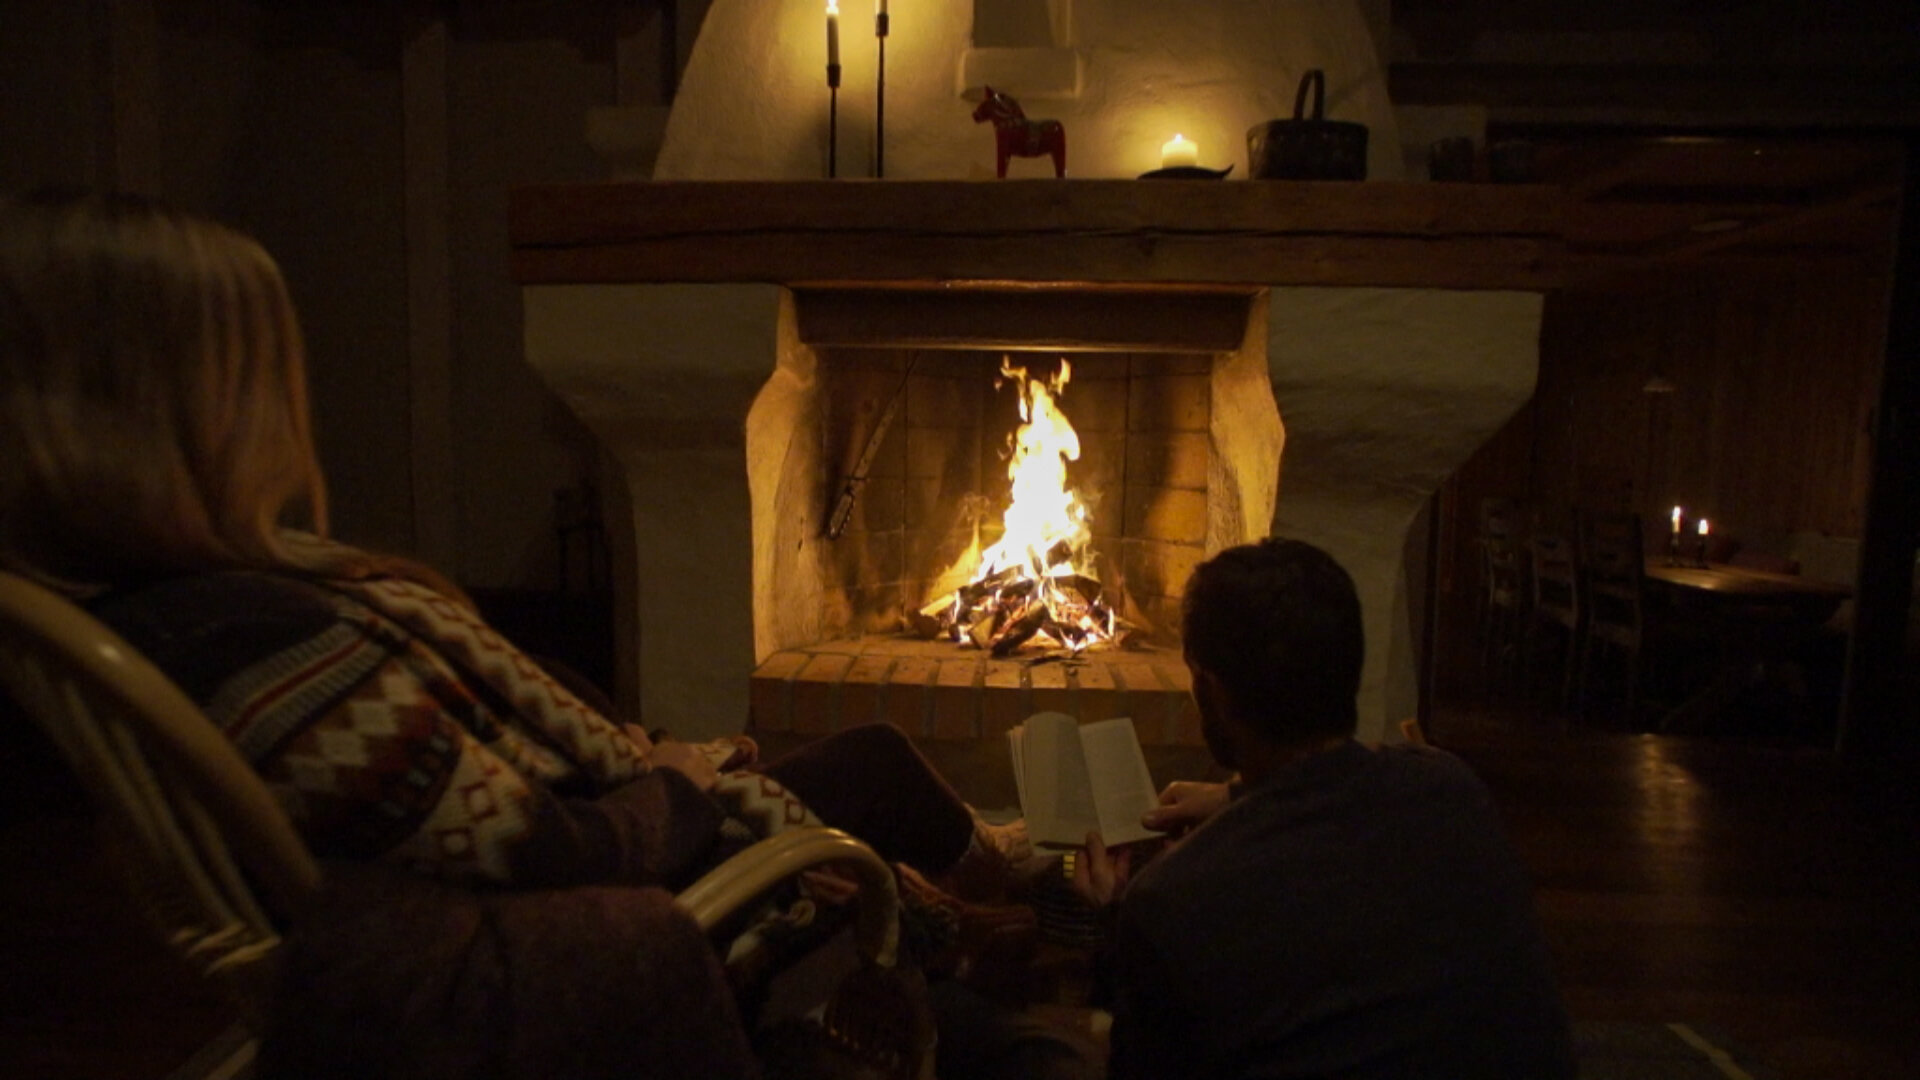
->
(91, 570), (807, 891)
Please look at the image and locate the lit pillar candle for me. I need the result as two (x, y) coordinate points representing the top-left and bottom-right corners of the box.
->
(827, 0), (840, 66)
(1671, 506), (1683, 534)
(1160, 133), (1199, 169)
(1698, 518), (1710, 538)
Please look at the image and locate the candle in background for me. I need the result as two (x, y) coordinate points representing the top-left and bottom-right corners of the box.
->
(1695, 517), (1711, 567)
(1160, 134), (1199, 169)
(827, 0), (840, 66)
(1698, 518), (1710, 537)
(1670, 506), (1683, 533)
(878, 0), (887, 12)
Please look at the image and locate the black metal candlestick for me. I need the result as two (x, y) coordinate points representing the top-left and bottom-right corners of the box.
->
(874, 11), (888, 177)
(827, 63), (841, 178)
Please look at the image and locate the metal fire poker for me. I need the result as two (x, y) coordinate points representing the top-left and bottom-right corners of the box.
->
(874, 8), (888, 177)
(828, 354), (917, 539)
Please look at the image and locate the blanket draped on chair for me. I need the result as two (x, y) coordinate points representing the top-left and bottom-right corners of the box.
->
(260, 862), (761, 1080)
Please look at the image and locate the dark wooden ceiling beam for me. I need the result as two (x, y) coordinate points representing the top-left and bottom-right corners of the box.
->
(1650, 173), (1902, 261)
(1389, 62), (1920, 123)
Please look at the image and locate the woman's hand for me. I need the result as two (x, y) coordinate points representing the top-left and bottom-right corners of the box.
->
(647, 739), (720, 792)
(716, 733), (759, 770)
(1141, 780), (1232, 833)
(1070, 831), (1134, 908)
(622, 723), (655, 754)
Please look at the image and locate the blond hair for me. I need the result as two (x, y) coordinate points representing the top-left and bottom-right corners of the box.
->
(0, 190), (458, 600)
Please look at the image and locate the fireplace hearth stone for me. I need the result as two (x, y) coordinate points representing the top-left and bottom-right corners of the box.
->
(751, 638), (1200, 746)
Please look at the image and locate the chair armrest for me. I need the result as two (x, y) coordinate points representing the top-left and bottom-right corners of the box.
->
(676, 826), (900, 967)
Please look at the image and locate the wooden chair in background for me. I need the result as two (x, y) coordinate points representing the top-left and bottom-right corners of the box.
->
(1526, 525), (1582, 714)
(1475, 497), (1530, 697)
(0, 570), (928, 1080)
(1576, 511), (1648, 725)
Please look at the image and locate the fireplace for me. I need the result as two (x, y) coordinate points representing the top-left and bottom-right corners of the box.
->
(512, 178), (1556, 746)
(735, 284), (1284, 744)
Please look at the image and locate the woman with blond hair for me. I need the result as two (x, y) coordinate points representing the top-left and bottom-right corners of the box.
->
(0, 188), (1032, 896)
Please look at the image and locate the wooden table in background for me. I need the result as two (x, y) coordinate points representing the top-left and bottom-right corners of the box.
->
(1643, 560), (1851, 621)
(1641, 560), (1852, 731)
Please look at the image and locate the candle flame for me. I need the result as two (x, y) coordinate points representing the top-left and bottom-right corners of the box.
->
(827, 0), (838, 14)
(1698, 518), (1710, 536)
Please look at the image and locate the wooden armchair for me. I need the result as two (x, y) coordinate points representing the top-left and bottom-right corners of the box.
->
(0, 569), (925, 1079)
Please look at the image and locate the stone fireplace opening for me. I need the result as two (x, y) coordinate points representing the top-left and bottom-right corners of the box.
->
(747, 285), (1282, 744)
(512, 179), (1553, 749)
(821, 347), (1206, 643)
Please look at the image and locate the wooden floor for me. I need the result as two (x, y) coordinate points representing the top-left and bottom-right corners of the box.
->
(1433, 710), (1920, 1080)
(3, 705), (1916, 1079)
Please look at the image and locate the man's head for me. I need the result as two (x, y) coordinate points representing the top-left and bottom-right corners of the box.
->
(1180, 538), (1364, 762)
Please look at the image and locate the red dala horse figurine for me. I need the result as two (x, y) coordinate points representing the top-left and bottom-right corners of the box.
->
(971, 86), (1066, 178)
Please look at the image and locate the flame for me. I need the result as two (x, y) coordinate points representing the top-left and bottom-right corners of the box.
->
(978, 357), (1089, 580)
(916, 357), (1125, 655)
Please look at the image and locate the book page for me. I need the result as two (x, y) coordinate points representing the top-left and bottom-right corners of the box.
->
(1079, 717), (1161, 847)
(1020, 711), (1102, 848)
(1007, 725), (1030, 818)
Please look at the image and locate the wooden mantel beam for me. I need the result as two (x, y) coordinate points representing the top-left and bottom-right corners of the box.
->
(509, 180), (1565, 292)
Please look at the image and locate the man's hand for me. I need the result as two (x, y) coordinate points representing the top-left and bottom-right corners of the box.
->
(1141, 780), (1232, 833)
(648, 739), (720, 792)
(1070, 831), (1133, 908)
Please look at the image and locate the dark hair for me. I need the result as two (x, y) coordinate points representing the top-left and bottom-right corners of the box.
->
(1180, 537), (1364, 743)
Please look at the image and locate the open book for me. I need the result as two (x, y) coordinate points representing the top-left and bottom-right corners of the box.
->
(1007, 711), (1161, 849)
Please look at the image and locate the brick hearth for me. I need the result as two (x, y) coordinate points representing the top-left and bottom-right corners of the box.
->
(750, 638), (1201, 746)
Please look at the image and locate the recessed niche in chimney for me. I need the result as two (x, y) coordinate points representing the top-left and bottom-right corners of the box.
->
(749, 287), (1282, 744)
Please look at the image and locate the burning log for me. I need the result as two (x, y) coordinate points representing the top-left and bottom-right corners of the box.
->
(966, 610), (1001, 651)
(1056, 573), (1101, 605)
(910, 596), (954, 640)
(1043, 614), (1086, 651)
(958, 565), (1022, 606)
(988, 601), (1049, 657)
(1040, 538), (1075, 571)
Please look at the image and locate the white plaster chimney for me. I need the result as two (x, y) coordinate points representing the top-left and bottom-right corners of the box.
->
(522, 1), (1542, 744)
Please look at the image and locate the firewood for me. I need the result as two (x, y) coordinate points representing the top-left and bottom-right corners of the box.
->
(966, 610), (1001, 651)
(1057, 573), (1102, 605)
(1041, 539), (1075, 570)
(1044, 614), (1088, 652)
(989, 602), (1048, 657)
(907, 611), (943, 639)
(958, 565), (1020, 605)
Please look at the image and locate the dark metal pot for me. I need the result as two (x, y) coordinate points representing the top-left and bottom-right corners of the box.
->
(1247, 69), (1369, 180)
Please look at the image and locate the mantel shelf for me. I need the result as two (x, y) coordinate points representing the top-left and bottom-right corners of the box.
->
(509, 179), (1566, 292)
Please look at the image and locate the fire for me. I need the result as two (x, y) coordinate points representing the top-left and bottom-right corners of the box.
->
(980, 356), (1089, 580)
(914, 357), (1129, 655)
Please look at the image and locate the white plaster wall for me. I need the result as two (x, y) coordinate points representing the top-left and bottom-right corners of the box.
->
(1208, 291), (1286, 555)
(656, 0), (1403, 181)
(1265, 288), (1542, 742)
(522, 284), (786, 741)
